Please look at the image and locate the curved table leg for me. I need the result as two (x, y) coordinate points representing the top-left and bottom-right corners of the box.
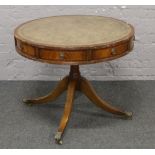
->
(80, 77), (132, 118)
(23, 76), (69, 105)
(55, 79), (77, 144)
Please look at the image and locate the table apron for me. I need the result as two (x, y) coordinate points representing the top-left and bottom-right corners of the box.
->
(15, 38), (134, 65)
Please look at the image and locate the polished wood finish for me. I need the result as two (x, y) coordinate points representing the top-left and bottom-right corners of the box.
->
(14, 15), (135, 144)
(14, 15), (134, 65)
(23, 65), (132, 144)
(55, 79), (77, 144)
(23, 76), (69, 105)
(15, 37), (134, 65)
(80, 77), (132, 117)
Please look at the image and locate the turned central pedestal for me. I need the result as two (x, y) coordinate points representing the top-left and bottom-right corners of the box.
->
(23, 65), (132, 144)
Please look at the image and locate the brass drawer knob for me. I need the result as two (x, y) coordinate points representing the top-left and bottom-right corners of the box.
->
(60, 52), (64, 59)
(111, 48), (117, 55)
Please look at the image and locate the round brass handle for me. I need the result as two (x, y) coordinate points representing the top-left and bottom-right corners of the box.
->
(60, 52), (64, 59)
(111, 48), (117, 55)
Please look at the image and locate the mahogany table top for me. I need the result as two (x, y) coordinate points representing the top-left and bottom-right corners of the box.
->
(14, 15), (135, 65)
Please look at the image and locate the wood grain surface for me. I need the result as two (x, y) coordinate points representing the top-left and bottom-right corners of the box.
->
(14, 15), (135, 65)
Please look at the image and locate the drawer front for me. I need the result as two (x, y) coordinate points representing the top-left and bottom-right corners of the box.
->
(92, 42), (129, 60)
(15, 37), (133, 65)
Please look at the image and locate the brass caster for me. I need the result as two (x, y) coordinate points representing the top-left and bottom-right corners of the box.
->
(123, 111), (133, 120)
(23, 99), (33, 106)
(54, 132), (63, 145)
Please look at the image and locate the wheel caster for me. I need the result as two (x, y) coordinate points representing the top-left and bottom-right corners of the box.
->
(54, 132), (63, 145)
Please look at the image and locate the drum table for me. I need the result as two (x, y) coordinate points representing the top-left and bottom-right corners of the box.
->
(14, 15), (135, 144)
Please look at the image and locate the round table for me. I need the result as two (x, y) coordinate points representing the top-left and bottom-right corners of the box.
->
(14, 15), (135, 144)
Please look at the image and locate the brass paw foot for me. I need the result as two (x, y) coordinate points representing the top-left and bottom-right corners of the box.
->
(54, 132), (63, 145)
(123, 111), (133, 120)
(23, 99), (33, 106)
